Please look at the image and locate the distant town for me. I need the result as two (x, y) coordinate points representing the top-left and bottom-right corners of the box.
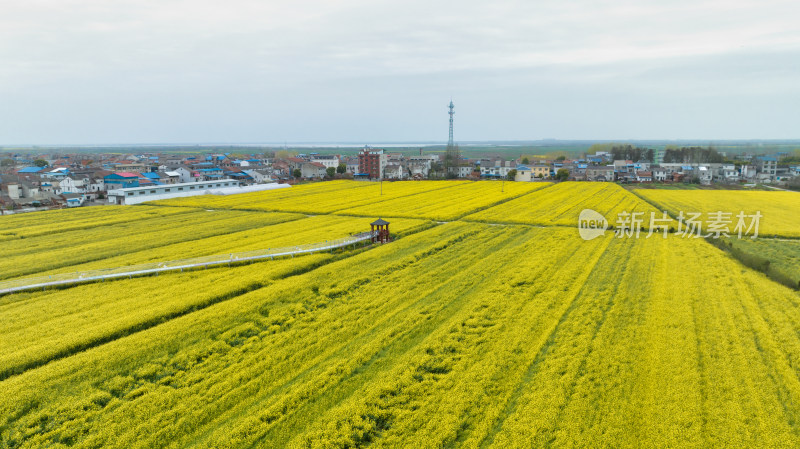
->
(1, 143), (798, 213)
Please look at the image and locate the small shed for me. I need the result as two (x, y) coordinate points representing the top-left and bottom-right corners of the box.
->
(370, 218), (391, 244)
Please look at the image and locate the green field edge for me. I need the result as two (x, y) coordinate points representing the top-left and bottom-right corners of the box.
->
(704, 238), (800, 290)
(629, 189), (800, 290)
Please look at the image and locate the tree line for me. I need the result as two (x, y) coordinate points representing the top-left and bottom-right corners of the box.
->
(661, 146), (724, 163)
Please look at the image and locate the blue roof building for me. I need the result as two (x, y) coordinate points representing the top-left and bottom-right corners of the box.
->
(104, 173), (140, 188)
(18, 167), (43, 173)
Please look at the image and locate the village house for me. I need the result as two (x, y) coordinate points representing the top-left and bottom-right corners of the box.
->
(309, 155), (340, 169)
(196, 167), (225, 181)
(300, 162), (327, 179)
(530, 165), (550, 179)
(515, 165), (532, 182)
(104, 172), (140, 189)
(242, 169), (273, 184)
(407, 155), (438, 178)
(653, 167), (670, 182)
(384, 164), (405, 180)
(56, 176), (88, 194)
(585, 166), (614, 181)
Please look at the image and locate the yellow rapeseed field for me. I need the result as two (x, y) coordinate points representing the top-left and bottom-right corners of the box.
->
(0, 209), (303, 280)
(29, 214), (432, 277)
(338, 181), (551, 221)
(150, 180), (469, 214)
(465, 181), (666, 228)
(1, 181), (799, 447)
(635, 189), (800, 237)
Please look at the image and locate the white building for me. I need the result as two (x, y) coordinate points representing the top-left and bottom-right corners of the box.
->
(168, 166), (196, 183)
(243, 169), (274, 183)
(384, 164), (405, 180)
(408, 155), (438, 177)
(57, 177), (87, 194)
(457, 166), (473, 178)
(300, 162), (327, 179)
(480, 163), (513, 178)
(109, 179), (239, 205)
(310, 155), (340, 169)
(515, 166), (532, 182)
(107, 179), (292, 205)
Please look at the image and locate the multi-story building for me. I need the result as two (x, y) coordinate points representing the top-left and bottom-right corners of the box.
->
(757, 157), (777, 182)
(530, 165), (550, 179)
(358, 148), (386, 179)
(653, 167), (670, 182)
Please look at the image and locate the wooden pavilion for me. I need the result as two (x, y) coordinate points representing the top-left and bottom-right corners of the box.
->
(370, 218), (391, 244)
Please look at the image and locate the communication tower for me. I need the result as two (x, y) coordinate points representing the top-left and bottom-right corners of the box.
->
(447, 99), (455, 148)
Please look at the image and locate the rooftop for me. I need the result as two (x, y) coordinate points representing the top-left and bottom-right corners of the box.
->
(108, 179), (238, 193)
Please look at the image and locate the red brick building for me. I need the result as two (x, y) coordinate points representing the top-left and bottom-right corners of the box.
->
(358, 148), (386, 179)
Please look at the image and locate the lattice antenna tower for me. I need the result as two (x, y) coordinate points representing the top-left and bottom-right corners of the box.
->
(447, 99), (455, 148)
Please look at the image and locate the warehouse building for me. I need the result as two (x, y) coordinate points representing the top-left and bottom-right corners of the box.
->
(107, 179), (288, 205)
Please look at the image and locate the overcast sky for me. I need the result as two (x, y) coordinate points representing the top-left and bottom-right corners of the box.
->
(1, 0), (798, 144)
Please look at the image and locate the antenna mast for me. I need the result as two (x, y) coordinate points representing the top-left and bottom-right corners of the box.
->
(447, 99), (455, 148)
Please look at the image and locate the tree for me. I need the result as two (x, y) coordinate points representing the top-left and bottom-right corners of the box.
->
(521, 157), (530, 165)
(443, 143), (461, 175)
(780, 149), (800, 164)
(429, 161), (444, 178)
(275, 150), (296, 159)
(33, 159), (48, 167)
(292, 169), (301, 178)
(507, 169), (517, 181)
(0, 159), (14, 167)
(662, 146), (723, 164)
(555, 155), (566, 161)
(555, 168), (569, 181)
(588, 142), (614, 154)
(326, 167), (336, 178)
(788, 175), (800, 192)
(336, 163), (347, 174)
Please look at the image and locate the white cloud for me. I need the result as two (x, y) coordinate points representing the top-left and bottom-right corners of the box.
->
(0, 0), (798, 143)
